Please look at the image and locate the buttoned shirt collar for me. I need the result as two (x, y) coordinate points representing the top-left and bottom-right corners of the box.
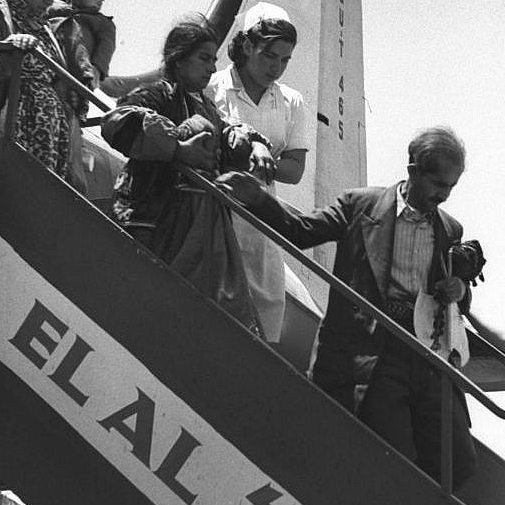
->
(396, 182), (409, 217)
(396, 182), (434, 223)
(225, 64), (276, 98)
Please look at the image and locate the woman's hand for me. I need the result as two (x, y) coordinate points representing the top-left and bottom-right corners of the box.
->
(174, 131), (219, 172)
(5, 34), (39, 51)
(179, 114), (216, 140)
(249, 141), (276, 185)
(434, 276), (466, 304)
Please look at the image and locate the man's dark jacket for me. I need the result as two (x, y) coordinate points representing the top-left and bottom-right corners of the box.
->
(253, 182), (469, 409)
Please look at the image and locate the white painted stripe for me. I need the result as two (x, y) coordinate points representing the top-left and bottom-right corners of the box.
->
(0, 236), (302, 505)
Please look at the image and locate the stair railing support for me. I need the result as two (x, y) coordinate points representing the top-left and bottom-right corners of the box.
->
(441, 373), (454, 495)
(202, 192), (215, 298)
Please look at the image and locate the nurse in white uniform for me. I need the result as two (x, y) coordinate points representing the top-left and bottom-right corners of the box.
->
(207, 2), (308, 342)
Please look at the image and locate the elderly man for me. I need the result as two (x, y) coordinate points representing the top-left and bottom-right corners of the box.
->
(218, 126), (477, 489)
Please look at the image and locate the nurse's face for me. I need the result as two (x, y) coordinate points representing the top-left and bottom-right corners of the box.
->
(243, 38), (294, 90)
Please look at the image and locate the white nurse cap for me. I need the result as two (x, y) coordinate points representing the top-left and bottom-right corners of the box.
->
(239, 2), (291, 32)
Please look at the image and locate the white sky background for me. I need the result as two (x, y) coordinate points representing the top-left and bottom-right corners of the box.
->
(101, 0), (505, 456)
(362, 0), (505, 339)
(105, 0), (206, 74)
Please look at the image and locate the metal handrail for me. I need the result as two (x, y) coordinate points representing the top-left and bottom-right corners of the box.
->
(175, 164), (505, 418)
(467, 324), (505, 364)
(3, 37), (505, 410)
(2, 42), (504, 495)
(0, 42), (110, 112)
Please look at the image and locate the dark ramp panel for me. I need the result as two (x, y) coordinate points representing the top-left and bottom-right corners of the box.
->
(0, 141), (485, 505)
(278, 290), (321, 373)
(0, 366), (151, 505)
(457, 440), (505, 505)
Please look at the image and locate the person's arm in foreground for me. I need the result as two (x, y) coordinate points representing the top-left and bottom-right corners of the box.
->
(101, 83), (216, 172)
(216, 170), (352, 249)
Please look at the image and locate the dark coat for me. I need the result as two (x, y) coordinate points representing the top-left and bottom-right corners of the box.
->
(101, 80), (270, 338)
(253, 183), (469, 408)
(102, 79), (270, 228)
(102, 80), (227, 227)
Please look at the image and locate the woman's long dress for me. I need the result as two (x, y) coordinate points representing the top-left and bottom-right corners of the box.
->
(102, 80), (264, 337)
(9, 0), (70, 178)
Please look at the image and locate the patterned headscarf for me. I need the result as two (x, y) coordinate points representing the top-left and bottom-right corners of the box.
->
(8, 0), (52, 35)
(8, 0), (61, 61)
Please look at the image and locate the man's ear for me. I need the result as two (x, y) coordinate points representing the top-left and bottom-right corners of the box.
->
(407, 162), (417, 179)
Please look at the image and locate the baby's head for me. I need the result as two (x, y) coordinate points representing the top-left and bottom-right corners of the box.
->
(72, 0), (104, 12)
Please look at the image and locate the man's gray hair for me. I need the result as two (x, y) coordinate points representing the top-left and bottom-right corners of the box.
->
(408, 126), (466, 172)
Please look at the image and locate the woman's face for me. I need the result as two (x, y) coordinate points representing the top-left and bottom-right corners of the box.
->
(243, 39), (294, 89)
(25, 0), (53, 16)
(176, 41), (218, 92)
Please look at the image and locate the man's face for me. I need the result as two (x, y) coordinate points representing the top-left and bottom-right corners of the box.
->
(407, 157), (463, 213)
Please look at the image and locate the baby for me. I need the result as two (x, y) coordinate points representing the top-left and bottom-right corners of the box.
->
(49, 0), (116, 88)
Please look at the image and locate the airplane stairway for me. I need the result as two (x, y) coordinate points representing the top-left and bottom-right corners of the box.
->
(2, 31), (505, 504)
(278, 289), (505, 505)
(3, 132), (505, 505)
